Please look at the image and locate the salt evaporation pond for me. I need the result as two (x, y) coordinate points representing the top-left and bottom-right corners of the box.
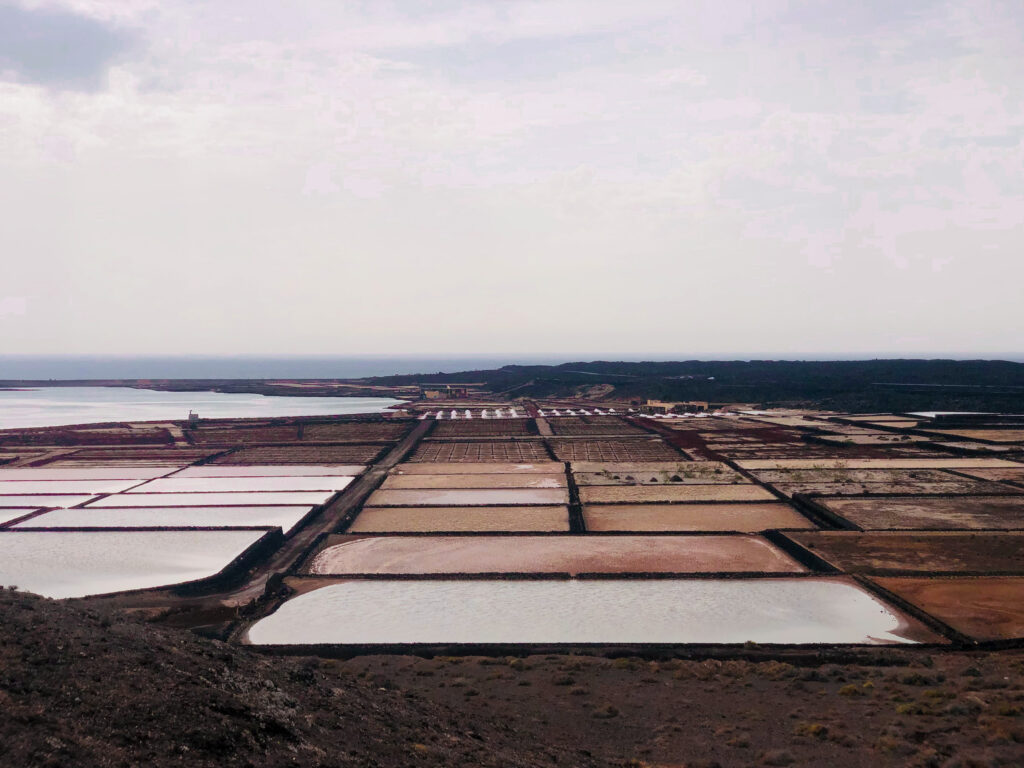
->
(395, 462), (564, 475)
(0, 530), (267, 598)
(1, 509), (40, 525)
(0, 479), (144, 495)
(130, 476), (354, 493)
(308, 534), (805, 574)
(0, 495), (97, 508)
(382, 474), (566, 489)
(367, 488), (569, 506)
(87, 491), (334, 507)
(348, 506), (570, 532)
(0, 467), (177, 481)
(246, 578), (931, 645)
(0, 387), (405, 430)
(14, 506), (314, 533)
(172, 465), (364, 478)
(582, 503), (816, 532)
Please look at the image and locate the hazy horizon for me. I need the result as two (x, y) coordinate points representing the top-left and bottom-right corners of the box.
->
(2, 353), (1023, 382)
(2, 1), (1022, 357)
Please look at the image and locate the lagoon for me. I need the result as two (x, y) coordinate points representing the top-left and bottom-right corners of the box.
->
(0, 387), (404, 430)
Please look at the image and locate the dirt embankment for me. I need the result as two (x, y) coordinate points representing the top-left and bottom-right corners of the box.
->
(3, 588), (1024, 767)
(0, 589), (591, 768)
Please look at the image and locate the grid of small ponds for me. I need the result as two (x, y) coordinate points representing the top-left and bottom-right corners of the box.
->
(5, 410), (1024, 650)
(245, 458), (946, 647)
(0, 463), (361, 597)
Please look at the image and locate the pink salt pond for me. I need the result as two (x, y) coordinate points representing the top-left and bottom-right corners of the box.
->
(307, 534), (805, 575)
(347, 506), (570, 532)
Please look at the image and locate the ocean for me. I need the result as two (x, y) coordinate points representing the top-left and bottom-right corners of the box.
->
(0, 355), (574, 380)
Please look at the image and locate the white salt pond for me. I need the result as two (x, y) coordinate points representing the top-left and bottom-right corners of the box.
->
(13, 505), (314, 533)
(0, 387), (405, 430)
(245, 578), (929, 645)
(0, 495), (97, 508)
(0, 530), (267, 598)
(1, 509), (40, 525)
(0, 467), (178, 481)
(0, 479), (144, 494)
(171, 465), (364, 478)
(87, 491), (335, 507)
(129, 476), (354, 493)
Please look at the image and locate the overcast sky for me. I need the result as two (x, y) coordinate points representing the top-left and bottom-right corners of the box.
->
(1, 0), (1022, 358)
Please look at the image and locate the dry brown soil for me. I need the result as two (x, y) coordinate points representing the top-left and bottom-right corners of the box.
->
(4, 588), (1024, 768)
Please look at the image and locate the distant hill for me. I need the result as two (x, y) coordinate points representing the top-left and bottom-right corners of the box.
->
(363, 359), (1024, 412)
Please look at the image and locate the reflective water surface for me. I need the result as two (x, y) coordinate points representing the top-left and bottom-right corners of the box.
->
(0, 530), (267, 598)
(87, 491), (335, 507)
(13, 506), (313, 532)
(247, 578), (930, 645)
(0, 387), (404, 430)
(130, 476), (354, 493)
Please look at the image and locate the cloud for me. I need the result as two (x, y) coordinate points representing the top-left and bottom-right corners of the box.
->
(0, 3), (132, 90)
(0, 0), (1022, 355)
(302, 162), (340, 196)
(0, 296), (28, 317)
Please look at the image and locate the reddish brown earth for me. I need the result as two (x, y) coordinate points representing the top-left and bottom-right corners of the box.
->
(4, 588), (1024, 768)
(786, 532), (1024, 575)
(431, 420), (536, 437)
(820, 496), (1024, 531)
(582, 503), (816, 532)
(549, 439), (684, 462)
(214, 445), (387, 464)
(381, 472), (567, 489)
(580, 484), (775, 503)
(873, 577), (1024, 642)
(412, 441), (552, 463)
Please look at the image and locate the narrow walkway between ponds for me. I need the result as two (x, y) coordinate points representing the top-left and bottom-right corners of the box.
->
(221, 417), (435, 606)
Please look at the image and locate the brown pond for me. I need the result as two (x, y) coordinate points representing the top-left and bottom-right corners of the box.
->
(366, 488), (569, 507)
(785, 531), (1024, 574)
(347, 506), (570, 532)
(579, 485), (774, 504)
(872, 576), (1024, 641)
(393, 462), (565, 475)
(582, 503), (816, 532)
(381, 473), (566, 490)
(820, 496), (1024, 530)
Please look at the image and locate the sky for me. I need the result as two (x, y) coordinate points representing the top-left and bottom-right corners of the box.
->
(1, 0), (1022, 359)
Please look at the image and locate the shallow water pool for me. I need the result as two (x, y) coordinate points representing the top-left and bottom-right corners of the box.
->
(13, 506), (314, 534)
(87, 491), (335, 507)
(0, 495), (97, 508)
(0, 530), (267, 598)
(129, 476), (354, 493)
(246, 577), (933, 645)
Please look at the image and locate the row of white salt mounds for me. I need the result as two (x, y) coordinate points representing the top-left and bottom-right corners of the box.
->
(418, 407), (647, 419)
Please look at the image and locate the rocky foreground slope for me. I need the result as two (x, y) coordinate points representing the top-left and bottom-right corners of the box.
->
(0, 588), (588, 767)
(2, 587), (1023, 767)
